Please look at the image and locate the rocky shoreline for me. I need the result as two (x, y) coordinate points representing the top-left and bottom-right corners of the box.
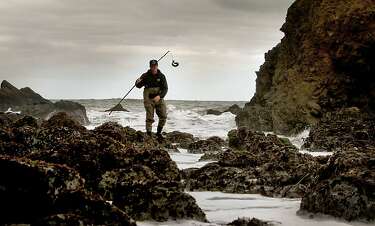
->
(1, 0), (374, 224)
(0, 112), (207, 225)
(1, 111), (374, 224)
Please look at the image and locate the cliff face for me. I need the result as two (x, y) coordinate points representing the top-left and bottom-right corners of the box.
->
(236, 0), (375, 135)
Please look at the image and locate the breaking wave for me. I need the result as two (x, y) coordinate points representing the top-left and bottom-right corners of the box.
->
(80, 99), (243, 139)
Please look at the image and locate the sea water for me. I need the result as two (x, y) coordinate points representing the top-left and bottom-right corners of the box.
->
(77, 99), (242, 138)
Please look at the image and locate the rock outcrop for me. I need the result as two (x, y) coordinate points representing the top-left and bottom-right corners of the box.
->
(236, 0), (375, 135)
(302, 107), (375, 152)
(184, 127), (323, 198)
(0, 155), (135, 226)
(299, 145), (375, 221)
(297, 109), (375, 221)
(0, 80), (89, 124)
(0, 112), (206, 224)
(187, 136), (226, 154)
(227, 217), (274, 226)
(207, 104), (241, 116)
(165, 131), (196, 149)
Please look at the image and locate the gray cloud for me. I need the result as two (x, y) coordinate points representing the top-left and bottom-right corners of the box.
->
(0, 0), (293, 100)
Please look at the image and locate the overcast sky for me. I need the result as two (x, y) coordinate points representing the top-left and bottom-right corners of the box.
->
(0, 0), (293, 101)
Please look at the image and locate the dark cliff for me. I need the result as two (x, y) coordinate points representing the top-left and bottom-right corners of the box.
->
(236, 0), (375, 135)
(0, 80), (89, 124)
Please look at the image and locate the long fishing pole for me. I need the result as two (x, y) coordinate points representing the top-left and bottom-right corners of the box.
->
(109, 50), (172, 115)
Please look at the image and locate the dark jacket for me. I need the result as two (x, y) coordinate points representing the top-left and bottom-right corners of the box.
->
(135, 69), (168, 98)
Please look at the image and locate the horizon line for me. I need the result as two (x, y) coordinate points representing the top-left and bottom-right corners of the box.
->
(49, 98), (249, 102)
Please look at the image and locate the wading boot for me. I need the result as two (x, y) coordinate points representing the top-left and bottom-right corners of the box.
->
(156, 126), (165, 142)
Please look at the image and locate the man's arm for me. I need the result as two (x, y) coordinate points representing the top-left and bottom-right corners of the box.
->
(159, 74), (168, 98)
(135, 73), (146, 88)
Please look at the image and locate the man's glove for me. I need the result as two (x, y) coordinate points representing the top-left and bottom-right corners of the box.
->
(135, 78), (142, 85)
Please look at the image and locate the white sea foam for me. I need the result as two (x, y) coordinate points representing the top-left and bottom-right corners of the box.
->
(269, 129), (334, 157)
(82, 99), (239, 139)
(5, 108), (21, 114)
(169, 148), (215, 170)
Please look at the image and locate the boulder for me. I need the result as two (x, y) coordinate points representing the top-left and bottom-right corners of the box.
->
(227, 217), (274, 226)
(187, 136), (226, 154)
(236, 0), (375, 135)
(93, 122), (181, 152)
(165, 131), (196, 149)
(0, 80), (89, 124)
(53, 100), (90, 124)
(187, 136), (227, 161)
(98, 166), (206, 222)
(0, 114), (38, 157)
(299, 146), (375, 221)
(206, 104), (242, 116)
(206, 109), (222, 115)
(302, 108), (375, 152)
(0, 155), (135, 225)
(93, 121), (145, 144)
(199, 152), (222, 161)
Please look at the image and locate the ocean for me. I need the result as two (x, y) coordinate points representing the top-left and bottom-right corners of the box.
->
(76, 99), (245, 138)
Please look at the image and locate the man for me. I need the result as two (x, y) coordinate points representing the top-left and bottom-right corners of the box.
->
(135, 59), (168, 139)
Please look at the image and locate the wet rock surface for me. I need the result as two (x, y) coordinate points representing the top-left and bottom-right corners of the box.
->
(184, 127), (323, 198)
(185, 136), (227, 162)
(236, 0), (375, 135)
(0, 113), (39, 157)
(0, 112), (206, 224)
(207, 104), (241, 116)
(0, 155), (135, 226)
(227, 217), (274, 226)
(302, 108), (375, 152)
(164, 130), (196, 149)
(53, 100), (90, 125)
(187, 136), (226, 154)
(0, 80), (89, 124)
(299, 145), (375, 221)
(298, 110), (375, 221)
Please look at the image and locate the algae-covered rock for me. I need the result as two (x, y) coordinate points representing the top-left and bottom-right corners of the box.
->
(98, 166), (206, 221)
(165, 130), (196, 149)
(0, 112), (206, 223)
(302, 108), (375, 152)
(187, 136), (225, 154)
(227, 217), (274, 226)
(0, 156), (135, 225)
(185, 128), (321, 198)
(299, 146), (375, 221)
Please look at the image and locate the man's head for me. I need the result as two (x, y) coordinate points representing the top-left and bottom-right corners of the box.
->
(149, 59), (158, 75)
